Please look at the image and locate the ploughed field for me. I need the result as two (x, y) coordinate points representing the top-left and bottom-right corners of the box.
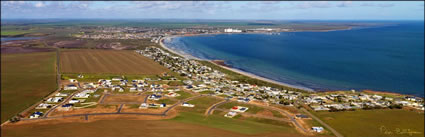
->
(60, 49), (168, 74)
(1, 52), (57, 123)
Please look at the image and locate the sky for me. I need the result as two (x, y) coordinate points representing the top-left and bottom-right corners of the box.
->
(1, 1), (424, 20)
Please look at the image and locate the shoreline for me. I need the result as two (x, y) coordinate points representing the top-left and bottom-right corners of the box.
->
(159, 36), (315, 92)
(159, 35), (424, 98)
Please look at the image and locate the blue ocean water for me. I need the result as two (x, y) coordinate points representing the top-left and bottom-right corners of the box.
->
(1, 37), (41, 42)
(164, 21), (424, 96)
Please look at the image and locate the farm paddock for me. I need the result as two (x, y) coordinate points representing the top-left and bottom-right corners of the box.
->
(60, 49), (168, 74)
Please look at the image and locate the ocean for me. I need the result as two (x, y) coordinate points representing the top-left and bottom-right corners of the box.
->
(164, 21), (424, 97)
(1, 37), (41, 42)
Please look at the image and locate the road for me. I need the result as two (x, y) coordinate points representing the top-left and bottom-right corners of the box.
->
(300, 108), (344, 137)
(20, 93), (204, 121)
(205, 99), (229, 115)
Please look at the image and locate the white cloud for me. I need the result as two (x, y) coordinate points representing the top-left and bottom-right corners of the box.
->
(34, 2), (45, 8)
(293, 2), (333, 9)
(337, 1), (353, 7)
(360, 3), (395, 8)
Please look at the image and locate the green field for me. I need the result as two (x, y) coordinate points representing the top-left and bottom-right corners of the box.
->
(0, 30), (32, 36)
(313, 109), (424, 137)
(175, 91), (192, 100)
(169, 112), (298, 135)
(1, 52), (57, 122)
(218, 101), (265, 114)
(182, 96), (222, 114)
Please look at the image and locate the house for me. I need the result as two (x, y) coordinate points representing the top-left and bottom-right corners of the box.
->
(47, 97), (64, 103)
(137, 87), (144, 92)
(69, 99), (80, 104)
(310, 105), (330, 111)
(165, 92), (180, 97)
(148, 94), (161, 100)
(224, 111), (238, 118)
(295, 114), (309, 119)
(59, 104), (73, 111)
(36, 103), (52, 109)
(112, 77), (123, 81)
(55, 93), (69, 97)
(139, 103), (148, 109)
(129, 87), (137, 92)
(148, 103), (160, 108)
(230, 106), (249, 113)
(312, 127), (324, 132)
(29, 112), (43, 119)
(181, 102), (195, 107)
(64, 84), (78, 90)
(69, 79), (78, 83)
(75, 92), (90, 98)
(237, 98), (250, 103)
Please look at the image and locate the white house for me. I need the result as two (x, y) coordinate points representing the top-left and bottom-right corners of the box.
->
(47, 97), (64, 103)
(312, 127), (324, 132)
(181, 102), (195, 107)
(64, 84), (78, 90)
(224, 111), (238, 118)
(69, 99), (80, 104)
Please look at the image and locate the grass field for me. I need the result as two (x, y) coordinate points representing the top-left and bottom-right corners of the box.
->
(0, 30), (32, 36)
(175, 91), (192, 100)
(60, 49), (168, 74)
(313, 109), (424, 137)
(218, 101), (265, 114)
(169, 112), (299, 135)
(1, 52), (57, 122)
(1, 117), (315, 137)
(181, 96), (223, 114)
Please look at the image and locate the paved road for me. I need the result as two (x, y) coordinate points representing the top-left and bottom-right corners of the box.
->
(238, 101), (310, 134)
(117, 104), (124, 113)
(43, 86), (86, 118)
(205, 100), (229, 115)
(20, 94), (205, 121)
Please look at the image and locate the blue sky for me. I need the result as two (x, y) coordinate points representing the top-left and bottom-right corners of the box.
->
(1, 1), (424, 20)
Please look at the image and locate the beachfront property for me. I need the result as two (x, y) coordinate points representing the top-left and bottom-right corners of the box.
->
(135, 47), (425, 112)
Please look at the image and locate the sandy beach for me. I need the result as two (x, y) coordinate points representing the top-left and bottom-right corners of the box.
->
(159, 36), (315, 92)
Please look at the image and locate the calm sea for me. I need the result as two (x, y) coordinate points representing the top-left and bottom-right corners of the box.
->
(1, 37), (41, 42)
(164, 21), (424, 96)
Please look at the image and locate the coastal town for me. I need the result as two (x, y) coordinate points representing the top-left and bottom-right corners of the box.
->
(3, 23), (424, 137)
(74, 26), (285, 40)
(136, 46), (425, 112)
(6, 25), (422, 135)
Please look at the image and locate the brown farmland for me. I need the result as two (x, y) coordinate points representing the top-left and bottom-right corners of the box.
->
(60, 49), (168, 74)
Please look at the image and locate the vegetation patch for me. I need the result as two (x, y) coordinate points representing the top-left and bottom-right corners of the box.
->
(218, 101), (264, 114)
(1, 52), (57, 122)
(313, 109), (424, 137)
(169, 112), (298, 135)
(60, 49), (168, 74)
